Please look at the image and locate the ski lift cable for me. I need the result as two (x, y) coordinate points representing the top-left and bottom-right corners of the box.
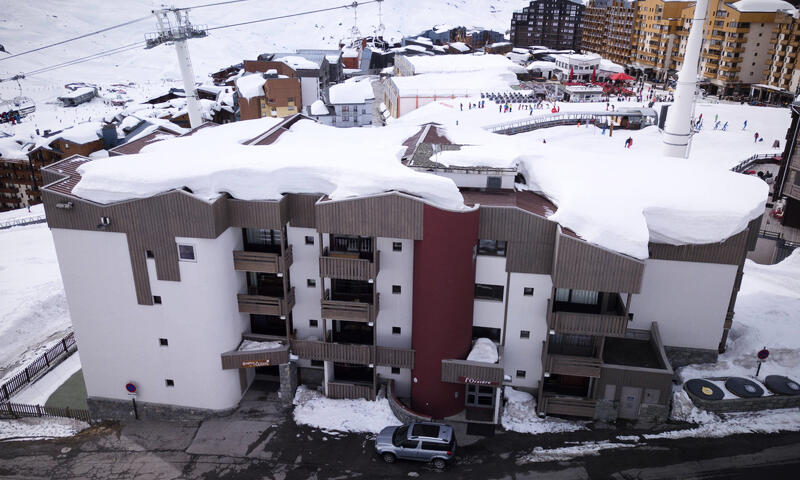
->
(0, 16), (151, 63)
(175, 0), (257, 10)
(206, 0), (382, 32)
(1, 42), (146, 81)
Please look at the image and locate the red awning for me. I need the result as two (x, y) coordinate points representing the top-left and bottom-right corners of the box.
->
(610, 73), (635, 82)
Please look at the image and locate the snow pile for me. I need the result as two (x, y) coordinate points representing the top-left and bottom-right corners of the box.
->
(404, 54), (525, 75)
(501, 387), (585, 434)
(292, 385), (401, 434)
(309, 100), (329, 115)
(235, 74), (266, 100)
(329, 79), (375, 105)
(466, 338), (499, 363)
(73, 118), (466, 211)
(238, 340), (284, 352)
(0, 417), (88, 441)
(518, 441), (634, 463)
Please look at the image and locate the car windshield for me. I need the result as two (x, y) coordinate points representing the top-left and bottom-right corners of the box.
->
(392, 425), (408, 446)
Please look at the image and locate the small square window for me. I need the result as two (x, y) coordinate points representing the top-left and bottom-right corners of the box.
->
(159, 338), (168, 346)
(392, 285), (401, 294)
(307, 279), (316, 288)
(165, 379), (175, 387)
(391, 367), (401, 374)
(392, 326), (402, 335)
(392, 242), (402, 252)
(520, 330), (530, 339)
(146, 250), (154, 259)
(311, 359), (324, 367)
(523, 287), (534, 296)
(305, 235), (315, 245)
(309, 319), (319, 327)
(153, 296), (162, 304)
(177, 244), (195, 261)
(516, 370), (526, 378)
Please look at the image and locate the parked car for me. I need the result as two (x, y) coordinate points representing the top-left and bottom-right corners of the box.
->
(374, 422), (456, 469)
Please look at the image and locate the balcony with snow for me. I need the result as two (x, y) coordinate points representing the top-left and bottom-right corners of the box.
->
(441, 338), (504, 423)
(220, 335), (290, 370)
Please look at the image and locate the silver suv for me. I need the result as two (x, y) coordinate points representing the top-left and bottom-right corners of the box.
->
(374, 422), (456, 469)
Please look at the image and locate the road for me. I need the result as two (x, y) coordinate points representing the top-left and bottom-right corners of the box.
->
(1, 383), (799, 479)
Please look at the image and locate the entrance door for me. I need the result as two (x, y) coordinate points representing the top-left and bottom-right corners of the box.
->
(465, 385), (495, 421)
(618, 386), (641, 420)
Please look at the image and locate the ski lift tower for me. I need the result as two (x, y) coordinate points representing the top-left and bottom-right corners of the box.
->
(145, 7), (207, 129)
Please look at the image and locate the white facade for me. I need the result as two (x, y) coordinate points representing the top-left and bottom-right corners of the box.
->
(472, 255), (508, 337)
(630, 259), (737, 351)
(52, 227), (247, 411)
(503, 273), (552, 388)
(300, 77), (321, 107)
(287, 225), (323, 371)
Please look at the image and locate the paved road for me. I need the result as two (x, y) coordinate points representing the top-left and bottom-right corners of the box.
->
(1, 383), (799, 479)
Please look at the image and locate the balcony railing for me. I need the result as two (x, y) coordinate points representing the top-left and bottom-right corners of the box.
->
(321, 290), (379, 323)
(319, 248), (379, 281)
(237, 287), (295, 317)
(327, 381), (374, 400)
(376, 346), (415, 369)
(233, 245), (293, 274)
(549, 294), (628, 338)
(441, 346), (504, 386)
(540, 396), (597, 418)
(289, 338), (414, 368)
(220, 335), (290, 369)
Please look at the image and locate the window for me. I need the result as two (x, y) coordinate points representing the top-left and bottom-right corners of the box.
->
(309, 319), (319, 327)
(392, 285), (401, 294)
(311, 359), (324, 367)
(153, 296), (162, 304)
(472, 326), (501, 342)
(307, 279), (316, 288)
(520, 330), (530, 339)
(146, 250), (154, 259)
(466, 384), (495, 407)
(474, 283), (504, 301)
(421, 441), (450, 452)
(392, 326), (402, 335)
(287, 97), (295, 103)
(391, 367), (401, 374)
(523, 287), (534, 296)
(400, 440), (419, 449)
(392, 242), (402, 252)
(477, 239), (507, 257)
(177, 244), (196, 261)
(165, 379), (175, 387)
(305, 235), (315, 245)
(516, 370), (526, 378)
(159, 338), (168, 346)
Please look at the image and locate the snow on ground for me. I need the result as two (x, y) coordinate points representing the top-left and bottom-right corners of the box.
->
(0, 203), (45, 223)
(501, 387), (585, 435)
(0, 417), (88, 442)
(12, 353), (81, 405)
(0, 221), (71, 383)
(292, 385), (401, 434)
(517, 441), (635, 464)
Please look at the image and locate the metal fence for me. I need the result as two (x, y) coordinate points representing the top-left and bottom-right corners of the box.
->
(0, 401), (90, 423)
(0, 332), (76, 402)
(730, 153), (781, 174)
(0, 214), (47, 230)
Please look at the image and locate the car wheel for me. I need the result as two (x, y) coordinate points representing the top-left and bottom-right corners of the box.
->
(382, 453), (396, 464)
(432, 458), (446, 470)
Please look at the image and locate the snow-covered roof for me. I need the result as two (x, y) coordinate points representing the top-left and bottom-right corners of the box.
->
(390, 70), (518, 96)
(404, 54), (525, 75)
(57, 121), (103, 144)
(0, 137), (28, 161)
(328, 79), (375, 104)
(449, 42), (470, 52)
(728, 0), (795, 12)
(599, 59), (625, 73)
(235, 73), (266, 100)
(274, 55), (320, 70)
(342, 48), (359, 58)
(58, 87), (95, 99)
(554, 52), (602, 64)
(309, 100), (330, 115)
(488, 41), (512, 48)
(526, 60), (557, 71)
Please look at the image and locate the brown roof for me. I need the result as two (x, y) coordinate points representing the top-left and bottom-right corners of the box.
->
(460, 189), (557, 217)
(109, 128), (179, 156)
(42, 155), (93, 197)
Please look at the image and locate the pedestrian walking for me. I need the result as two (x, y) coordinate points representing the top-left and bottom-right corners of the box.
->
(754, 132), (759, 143)
(743, 120), (748, 130)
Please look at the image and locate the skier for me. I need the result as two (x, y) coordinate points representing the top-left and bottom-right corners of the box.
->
(722, 121), (728, 131)
(460, 103), (463, 111)
(714, 121), (721, 130)
(714, 114), (718, 124)
(743, 120), (748, 130)
(624, 137), (633, 148)
(754, 132), (759, 143)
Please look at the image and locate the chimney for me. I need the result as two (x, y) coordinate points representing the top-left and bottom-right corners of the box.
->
(662, 0), (708, 158)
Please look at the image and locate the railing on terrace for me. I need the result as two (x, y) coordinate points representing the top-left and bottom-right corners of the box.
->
(0, 214), (47, 230)
(0, 402), (91, 423)
(1, 332), (76, 402)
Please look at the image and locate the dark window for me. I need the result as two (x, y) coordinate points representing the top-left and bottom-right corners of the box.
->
(477, 239), (507, 256)
(391, 367), (400, 374)
(250, 315), (286, 336)
(159, 338), (168, 346)
(392, 242), (402, 252)
(392, 285), (401, 294)
(400, 439), (418, 449)
(472, 326), (501, 342)
(309, 319), (319, 327)
(305, 235), (315, 245)
(392, 425), (409, 446)
(486, 176), (502, 189)
(311, 359), (324, 367)
(165, 379), (174, 387)
(146, 250), (154, 259)
(330, 234), (372, 258)
(523, 287), (534, 296)
(177, 244), (195, 261)
(516, 370), (527, 378)
(520, 330), (530, 339)
(288, 97), (295, 103)
(330, 278), (373, 303)
(411, 423), (441, 437)
(794, 173), (800, 186)
(153, 296), (162, 304)
(392, 326), (401, 335)
(307, 279), (316, 288)
(244, 228), (282, 253)
(474, 283), (504, 301)
(421, 441), (450, 451)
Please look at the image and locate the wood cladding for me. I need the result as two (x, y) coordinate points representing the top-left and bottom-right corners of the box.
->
(553, 230), (645, 293)
(479, 206), (557, 274)
(648, 227), (750, 266)
(315, 193), (424, 239)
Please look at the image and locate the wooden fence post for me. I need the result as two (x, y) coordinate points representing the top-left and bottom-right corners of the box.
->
(1, 384), (8, 401)
(36, 404), (42, 417)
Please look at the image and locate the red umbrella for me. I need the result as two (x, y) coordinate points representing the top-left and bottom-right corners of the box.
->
(568, 66), (574, 82)
(610, 72), (635, 82)
(591, 67), (596, 83)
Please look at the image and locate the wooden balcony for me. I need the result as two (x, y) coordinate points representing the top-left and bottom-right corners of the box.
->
(544, 353), (602, 378)
(327, 381), (374, 400)
(233, 245), (292, 274)
(321, 291), (379, 323)
(319, 249), (380, 281)
(550, 311), (628, 337)
(540, 396), (597, 418)
(289, 338), (414, 368)
(220, 336), (290, 369)
(441, 351), (504, 386)
(375, 346), (415, 369)
(237, 287), (295, 317)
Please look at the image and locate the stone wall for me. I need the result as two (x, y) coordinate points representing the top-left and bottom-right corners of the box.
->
(385, 380), (433, 424)
(686, 389), (800, 413)
(278, 363), (298, 405)
(87, 396), (235, 423)
(664, 346), (718, 370)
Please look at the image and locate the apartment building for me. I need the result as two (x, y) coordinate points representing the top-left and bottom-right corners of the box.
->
(630, 0), (692, 82)
(762, 9), (800, 98)
(775, 99), (800, 228)
(510, 0), (586, 51)
(41, 116), (760, 426)
(582, 0), (638, 67)
(236, 60), (302, 120)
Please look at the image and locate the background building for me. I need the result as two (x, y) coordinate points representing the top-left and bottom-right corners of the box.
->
(582, 0), (638, 67)
(510, 0), (586, 51)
